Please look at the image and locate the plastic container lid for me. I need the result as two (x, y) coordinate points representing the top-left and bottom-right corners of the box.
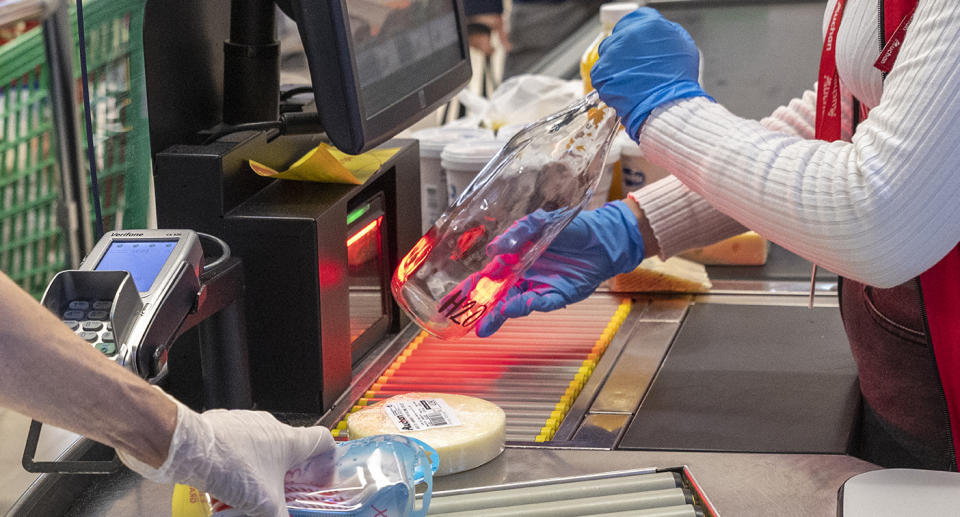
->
(441, 139), (505, 172)
(600, 2), (640, 27)
(412, 127), (494, 158)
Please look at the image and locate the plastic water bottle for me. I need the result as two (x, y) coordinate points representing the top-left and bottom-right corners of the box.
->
(392, 92), (620, 339)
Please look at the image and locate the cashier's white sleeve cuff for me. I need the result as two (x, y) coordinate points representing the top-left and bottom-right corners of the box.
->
(119, 401), (335, 517)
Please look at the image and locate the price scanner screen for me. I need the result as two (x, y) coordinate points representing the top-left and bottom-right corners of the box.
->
(95, 240), (177, 292)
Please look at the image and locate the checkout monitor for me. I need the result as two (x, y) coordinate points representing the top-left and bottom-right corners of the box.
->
(279, 0), (472, 154)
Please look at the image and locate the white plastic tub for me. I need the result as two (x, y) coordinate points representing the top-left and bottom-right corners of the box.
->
(412, 127), (493, 231)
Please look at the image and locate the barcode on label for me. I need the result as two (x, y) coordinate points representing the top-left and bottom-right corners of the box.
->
(384, 398), (462, 431)
(426, 412), (449, 426)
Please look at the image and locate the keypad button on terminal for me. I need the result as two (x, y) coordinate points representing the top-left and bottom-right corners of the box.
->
(63, 310), (85, 320)
(63, 320), (80, 331)
(106, 322), (113, 331)
(86, 310), (109, 320)
(77, 331), (98, 342)
(82, 321), (104, 332)
(92, 301), (112, 310)
(101, 331), (114, 342)
(68, 300), (90, 310)
(96, 342), (117, 356)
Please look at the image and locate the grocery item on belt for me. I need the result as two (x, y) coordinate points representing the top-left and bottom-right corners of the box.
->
(679, 231), (769, 266)
(284, 435), (437, 517)
(197, 435), (439, 517)
(611, 257), (712, 293)
(347, 392), (506, 476)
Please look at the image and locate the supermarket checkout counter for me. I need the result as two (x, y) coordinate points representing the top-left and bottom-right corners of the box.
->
(7, 287), (869, 516)
(3, 1), (881, 515)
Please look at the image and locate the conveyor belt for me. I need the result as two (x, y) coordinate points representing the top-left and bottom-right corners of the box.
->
(334, 296), (631, 442)
(423, 470), (705, 516)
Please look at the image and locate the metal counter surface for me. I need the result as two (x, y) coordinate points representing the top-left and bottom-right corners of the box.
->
(620, 302), (858, 454)
(50, 448), (879, 517)
(438, 448), (880, 517)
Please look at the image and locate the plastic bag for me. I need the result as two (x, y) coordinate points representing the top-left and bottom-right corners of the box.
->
(205, 435), (438, 517)
(283, 435), (438, 517)
(457, 74), (584, 131)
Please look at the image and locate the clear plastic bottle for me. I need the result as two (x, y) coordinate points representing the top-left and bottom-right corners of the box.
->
(580, 2), (641, 94)
(392, 92), (620, 339)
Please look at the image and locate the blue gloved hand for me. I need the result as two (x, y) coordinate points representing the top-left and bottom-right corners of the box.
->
(591, 7), (713, 140)
(476, 201), (645, 337)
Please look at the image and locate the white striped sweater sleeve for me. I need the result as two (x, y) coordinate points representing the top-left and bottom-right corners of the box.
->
(632, 84), (856, 258)
(632, 0), (960, 288)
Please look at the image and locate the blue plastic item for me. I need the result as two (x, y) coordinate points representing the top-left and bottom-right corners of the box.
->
(283, 435), (438, 517)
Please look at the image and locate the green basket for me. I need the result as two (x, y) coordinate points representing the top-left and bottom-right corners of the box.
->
(0, 0), (151, 298)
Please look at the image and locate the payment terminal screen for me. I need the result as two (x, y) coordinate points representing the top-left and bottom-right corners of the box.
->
(95, 240), (177, 292)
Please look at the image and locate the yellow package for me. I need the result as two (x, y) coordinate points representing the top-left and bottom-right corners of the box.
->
(249, 143), (399, 185)
(170, 484), (212, 517)
(679, 231), (769, 266)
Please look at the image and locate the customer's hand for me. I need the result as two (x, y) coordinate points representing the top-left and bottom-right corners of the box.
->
(476, 201), (645, 337)
(120, 404), (334, 517)
(591, 7), (712, 140)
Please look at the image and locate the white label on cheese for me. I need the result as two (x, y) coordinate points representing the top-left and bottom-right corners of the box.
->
(384, 398), (462, 431)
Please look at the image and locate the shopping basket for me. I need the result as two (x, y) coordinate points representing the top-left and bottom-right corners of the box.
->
(0, 0), (150, 298)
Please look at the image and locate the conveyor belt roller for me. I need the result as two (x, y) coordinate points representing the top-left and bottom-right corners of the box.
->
(335, 296), (631, 441)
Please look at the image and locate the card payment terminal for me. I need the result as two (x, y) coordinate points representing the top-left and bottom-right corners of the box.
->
(43, 230), (203, 380)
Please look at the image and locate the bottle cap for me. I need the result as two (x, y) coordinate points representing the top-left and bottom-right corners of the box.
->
(600, 2), (641, 27)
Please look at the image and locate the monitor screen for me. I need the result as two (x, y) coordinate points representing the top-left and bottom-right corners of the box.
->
(281, 0), (471, 154)
(95, 240), (177, 292)
(348, 0), (463, 116)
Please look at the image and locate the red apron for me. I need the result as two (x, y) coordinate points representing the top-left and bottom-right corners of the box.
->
(819, 0), (960, 468)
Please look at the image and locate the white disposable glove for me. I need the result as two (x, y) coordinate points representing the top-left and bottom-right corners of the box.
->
(119, 402), (334, 517)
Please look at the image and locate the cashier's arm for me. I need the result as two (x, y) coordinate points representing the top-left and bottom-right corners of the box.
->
(0, 270), (176, 467)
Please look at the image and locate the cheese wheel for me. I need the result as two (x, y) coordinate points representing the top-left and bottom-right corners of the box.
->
(679, 231), (769, 266)
(347, 393), (506, 476)
(611, 256), (712, 293)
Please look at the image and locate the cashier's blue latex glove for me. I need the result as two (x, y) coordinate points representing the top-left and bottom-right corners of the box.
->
(476, 201), (644, 337)
(591, 7), (713, 140)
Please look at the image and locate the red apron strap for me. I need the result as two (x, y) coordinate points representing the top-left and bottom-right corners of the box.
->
(884, 0), (917, 42)
(920, 246), (960, 466)
(815, 0), (847, 141)
(874, 1), (919, 74)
